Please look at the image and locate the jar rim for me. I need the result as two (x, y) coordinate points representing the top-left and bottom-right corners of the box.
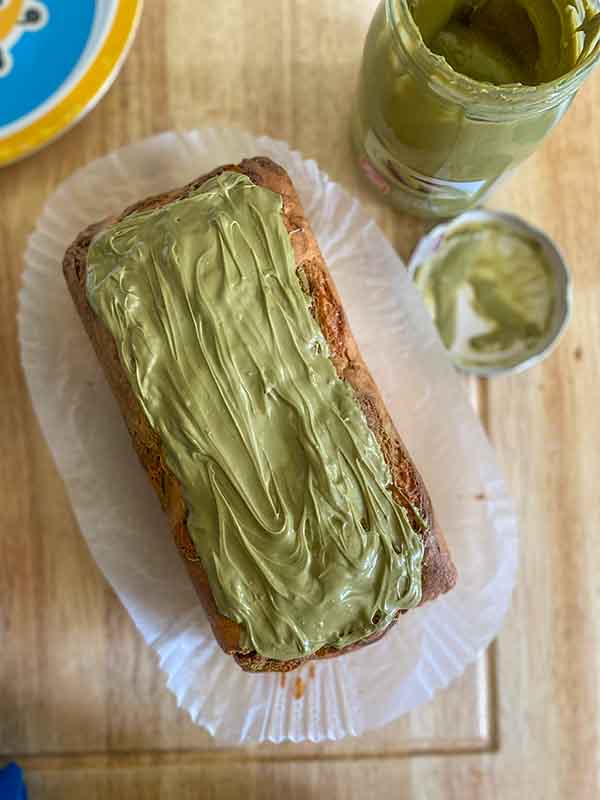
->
(387, 0), (600, 114)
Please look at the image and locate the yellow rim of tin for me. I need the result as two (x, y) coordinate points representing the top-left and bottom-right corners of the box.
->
(0, 0), (143, 167)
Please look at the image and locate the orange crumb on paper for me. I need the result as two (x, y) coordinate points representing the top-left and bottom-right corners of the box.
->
(308, 663), (316, 680)
(279, 673), (286, 689)
(293, 676), (305, 700)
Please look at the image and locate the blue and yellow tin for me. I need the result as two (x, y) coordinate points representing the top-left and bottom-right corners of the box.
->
(0, 0), (142, 166)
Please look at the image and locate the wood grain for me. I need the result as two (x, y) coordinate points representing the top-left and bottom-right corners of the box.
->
(1, 0), (599, 797)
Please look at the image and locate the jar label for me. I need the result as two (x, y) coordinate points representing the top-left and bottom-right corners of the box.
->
(364, 131), (488, 202)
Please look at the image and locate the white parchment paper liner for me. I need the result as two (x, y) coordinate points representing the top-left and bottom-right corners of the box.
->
(18, 129), (518, 744)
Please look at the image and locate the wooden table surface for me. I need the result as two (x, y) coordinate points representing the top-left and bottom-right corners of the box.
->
(1, 1), (599, 797)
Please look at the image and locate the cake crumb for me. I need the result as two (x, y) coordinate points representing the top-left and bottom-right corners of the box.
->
(294, 676), (305, 700)
(309, 663), (316, 680)
(279, 673), (286, 689)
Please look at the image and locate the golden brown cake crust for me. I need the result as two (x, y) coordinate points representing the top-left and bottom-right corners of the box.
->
(63, 157), (457, 673)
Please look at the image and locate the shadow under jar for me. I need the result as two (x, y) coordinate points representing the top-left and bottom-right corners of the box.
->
(352, 0), (600, 218)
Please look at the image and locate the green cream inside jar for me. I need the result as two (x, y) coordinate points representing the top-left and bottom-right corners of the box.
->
(408, 0), (600, 86)
(86, 171), (424, 661)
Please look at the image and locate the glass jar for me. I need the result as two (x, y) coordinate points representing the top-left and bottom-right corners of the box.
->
(352, 0), (600, 218)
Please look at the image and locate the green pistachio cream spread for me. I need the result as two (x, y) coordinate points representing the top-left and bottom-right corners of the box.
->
(409, 0), (600, 85)
(86, 171), (424, 661)
(414, 221), (556, 371)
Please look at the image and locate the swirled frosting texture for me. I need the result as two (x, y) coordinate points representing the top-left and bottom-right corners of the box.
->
(86, 171), (424, 660)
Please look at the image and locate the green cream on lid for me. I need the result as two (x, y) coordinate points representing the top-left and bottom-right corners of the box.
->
(409, 210), (572, 376)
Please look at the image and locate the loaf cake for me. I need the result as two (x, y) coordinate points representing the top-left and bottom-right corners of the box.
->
(63, 157), (457, 673)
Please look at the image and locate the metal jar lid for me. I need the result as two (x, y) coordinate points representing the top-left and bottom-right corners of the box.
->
(407, 209), (573, 377)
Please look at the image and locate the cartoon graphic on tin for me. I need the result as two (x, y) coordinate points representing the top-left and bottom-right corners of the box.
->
(0, 0), (48, 77)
